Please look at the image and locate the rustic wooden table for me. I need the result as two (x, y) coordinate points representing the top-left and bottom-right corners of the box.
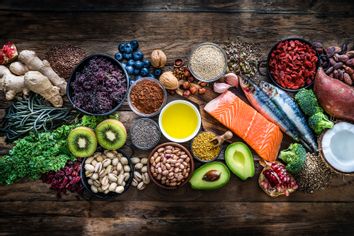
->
(1, 1), (354, 235)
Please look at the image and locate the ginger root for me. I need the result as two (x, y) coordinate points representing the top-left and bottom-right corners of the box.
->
(0, 65), (28, 100)
(9, 61), (29, 75)
(24, 71), (63, 107)
(0, 65), (63, 107)
(19, 50), (67, 95)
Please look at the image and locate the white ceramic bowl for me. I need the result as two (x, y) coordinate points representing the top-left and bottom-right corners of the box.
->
(158, 100), (201, 143)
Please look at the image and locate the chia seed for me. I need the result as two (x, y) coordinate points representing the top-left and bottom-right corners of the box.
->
(295, 153), (335, 193)
(130, 118), (161, 150)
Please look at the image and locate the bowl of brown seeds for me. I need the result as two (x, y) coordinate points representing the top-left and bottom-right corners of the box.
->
(188, 42), (227, 82)
(148, 142), (194, 190)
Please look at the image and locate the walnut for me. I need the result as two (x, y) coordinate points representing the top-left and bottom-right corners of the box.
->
(159, 71), (179, 90)
(151, 49), (167, 68)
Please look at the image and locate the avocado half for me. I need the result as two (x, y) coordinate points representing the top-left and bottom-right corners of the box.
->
(225, 142), (255, 180)
(189, 162), (230, 190)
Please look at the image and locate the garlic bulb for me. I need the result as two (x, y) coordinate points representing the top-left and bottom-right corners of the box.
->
(213, 82), (232, 93)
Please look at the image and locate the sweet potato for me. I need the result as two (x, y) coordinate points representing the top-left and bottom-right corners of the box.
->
(314, 67), (354, 122)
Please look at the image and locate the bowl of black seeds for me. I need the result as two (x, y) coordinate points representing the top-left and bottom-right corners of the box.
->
(130, 118), (161, 150)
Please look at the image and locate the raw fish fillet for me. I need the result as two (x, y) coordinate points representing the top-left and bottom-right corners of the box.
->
(204, 91), (283, 162)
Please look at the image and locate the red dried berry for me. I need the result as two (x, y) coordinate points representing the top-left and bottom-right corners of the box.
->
(41, 160), (84, 198)
(269, 40), (317, 89)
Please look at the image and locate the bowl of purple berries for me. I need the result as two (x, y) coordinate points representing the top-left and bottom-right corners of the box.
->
(114, 39), (162, 85)
(67, 54), (129, 116)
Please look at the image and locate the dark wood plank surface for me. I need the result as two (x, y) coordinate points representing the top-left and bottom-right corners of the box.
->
(1, 1), (354, 235)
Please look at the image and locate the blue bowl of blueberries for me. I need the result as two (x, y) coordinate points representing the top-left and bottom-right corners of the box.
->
(114, 40), (162, 85)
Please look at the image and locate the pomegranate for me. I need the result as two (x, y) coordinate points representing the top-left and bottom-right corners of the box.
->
(0, 42), (18, 65)
(259, 161), (298, 197)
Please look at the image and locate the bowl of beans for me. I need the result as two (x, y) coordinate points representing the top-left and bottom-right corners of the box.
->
(147, 142), (194, 189)
(261, 38), (319, 92)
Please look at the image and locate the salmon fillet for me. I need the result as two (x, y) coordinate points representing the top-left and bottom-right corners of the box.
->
(204, 91), (283, 162)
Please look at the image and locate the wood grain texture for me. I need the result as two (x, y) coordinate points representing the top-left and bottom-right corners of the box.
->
(1, 202), (354, 235)
(1, 1), (354, 234)
(0, 0), (353, 16)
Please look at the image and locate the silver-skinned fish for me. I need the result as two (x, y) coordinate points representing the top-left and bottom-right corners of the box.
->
(259, 81), (318, 152)
(239, 77), (301, 142)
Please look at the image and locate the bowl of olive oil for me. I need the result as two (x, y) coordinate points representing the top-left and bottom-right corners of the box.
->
(159, 100), (201, 143)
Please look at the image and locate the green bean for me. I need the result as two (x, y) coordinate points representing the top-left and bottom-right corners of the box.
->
(1, 94), (74, 141)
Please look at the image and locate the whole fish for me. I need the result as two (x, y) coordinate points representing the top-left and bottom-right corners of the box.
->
(239, 77), (301, 142)
(259, 81), (318, 152)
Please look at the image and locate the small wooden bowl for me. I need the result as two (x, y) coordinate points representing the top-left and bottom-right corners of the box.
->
(147, 142), (195, 190)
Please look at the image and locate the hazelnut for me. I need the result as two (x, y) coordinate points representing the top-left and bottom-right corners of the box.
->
(199, 82), (208, 87)
(189, 86), (198, 95)
(182, 81), (191, 90)
(187, 76), (195, 83)
(183, 68), (191, 77)
(151, 49), (167, 68)
(159, 71), (179, 90)
(198, 88), (206, 95)
(183, 90), (191, 97)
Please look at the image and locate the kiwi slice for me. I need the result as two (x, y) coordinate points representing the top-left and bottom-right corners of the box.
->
(95, 119), (127, 150)
(67, 127), (97, 158)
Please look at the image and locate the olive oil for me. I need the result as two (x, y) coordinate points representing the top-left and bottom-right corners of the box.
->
(161, 102), (199, 139)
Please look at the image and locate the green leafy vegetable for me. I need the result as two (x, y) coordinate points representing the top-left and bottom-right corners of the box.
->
(308, 112), (334, 134)
(0, 124), (76, 184)
(279, 143), (306, 174)
(0, 113), (121, 185)
(295, 88), (323, 117)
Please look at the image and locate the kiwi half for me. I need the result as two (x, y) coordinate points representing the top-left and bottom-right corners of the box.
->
(95, 119), (127, 150)
(68, 127), (97, 158)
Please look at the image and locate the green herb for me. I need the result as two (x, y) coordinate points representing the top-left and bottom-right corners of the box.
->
(1, 94), (74, 141)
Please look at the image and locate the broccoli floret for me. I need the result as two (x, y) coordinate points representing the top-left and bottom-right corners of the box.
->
(308, 112), (334, 134)
(295, 88), (323, 116)
(279, 143), (306, 174)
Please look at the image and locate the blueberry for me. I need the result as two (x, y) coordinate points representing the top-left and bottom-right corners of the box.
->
(124, 43), (133, 53)
(142, 59), (150, 68)
(127, 59), (135, 66)
(154, 68), (162, 76)
(133, 50), (144, 61)
(123, 53), (132, 60)
(133, 69), (140, 75)
(129, 80), (136, 86)
(140, 67), (149, 76)
(125, 65), (134, 74)
(148, 73), (156, 79)
(130, 40), (139, 51)
(114, 52), (123, 61)
(135, 75), (142, 80)
(118, 43), (126, 53)
(134, 60), (143, 69)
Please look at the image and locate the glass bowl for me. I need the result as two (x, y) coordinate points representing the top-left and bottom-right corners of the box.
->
(188, 42), (227, 83)
(127, 77), (167, 117)
(130, 118), (161, 150)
